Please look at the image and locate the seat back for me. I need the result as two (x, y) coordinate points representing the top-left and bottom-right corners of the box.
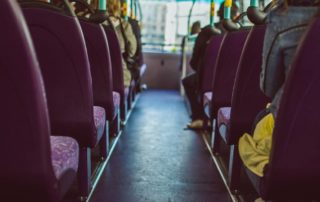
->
(79, 19), (115, 121)
(0, 0), (57, 200)
(20, 2), (96, 147)
(261, 16), (320, 200)
(103, 24), (126, 119)
(199, 34), (224, 95)
(227, 25), (270, 144)
(211, 29), (250, 118)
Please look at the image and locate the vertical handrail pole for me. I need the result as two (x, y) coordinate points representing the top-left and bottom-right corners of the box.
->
(99, 0), (106, 10)
(210, 0), (215, 26)
(224, 0), (232, 20)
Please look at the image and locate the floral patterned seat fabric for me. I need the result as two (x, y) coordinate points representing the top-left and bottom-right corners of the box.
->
(50, 136), (79, 179)
(217, 107), (231, 129)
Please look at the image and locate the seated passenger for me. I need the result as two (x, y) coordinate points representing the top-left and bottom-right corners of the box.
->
(83, 0), (137, 87)
(183, 3), (238, 129)
(239, 0), (319, 177)
(127, 16), (144, 83)
(107, 0), (137, 87)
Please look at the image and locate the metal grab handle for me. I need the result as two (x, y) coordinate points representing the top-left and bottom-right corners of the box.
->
(246, 1), (275, 25)
(222, 19), (241, 31)
(247, 6), (267, 25)
(222, 12), (247, 32)
(68, 0), (95, 17)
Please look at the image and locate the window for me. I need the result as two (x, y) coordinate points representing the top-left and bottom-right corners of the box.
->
(140, 0), (220, 53)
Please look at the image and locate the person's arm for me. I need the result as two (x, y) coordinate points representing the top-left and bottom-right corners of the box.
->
(124, 22), (137, 57)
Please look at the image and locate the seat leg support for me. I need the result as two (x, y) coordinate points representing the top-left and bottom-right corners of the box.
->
(100, 121), (109, 159)
(78, 147), (92, 198)
(120, 101), (127, 122)
(228, 144), (242, 194)
(111, 110), (121, 136)
(211, 119), (221, 154)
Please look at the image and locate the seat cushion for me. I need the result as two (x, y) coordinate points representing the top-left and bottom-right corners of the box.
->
(113, 91), (120, 108)
(203, 92), (213, 118)
(50, 136), (79, 180)
(217, 107), (231, 129)
(203, 92), (212, 107)
(94, 106), (106, 141)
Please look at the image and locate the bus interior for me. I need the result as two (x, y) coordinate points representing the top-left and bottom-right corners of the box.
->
(1, 0), (320, 201)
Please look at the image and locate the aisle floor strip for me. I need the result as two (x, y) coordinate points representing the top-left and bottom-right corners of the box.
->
(86, 94), (141, 202)
(201, 134), (239, 202)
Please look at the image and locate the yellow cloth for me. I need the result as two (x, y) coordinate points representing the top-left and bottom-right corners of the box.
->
(238, 113), (274, 177)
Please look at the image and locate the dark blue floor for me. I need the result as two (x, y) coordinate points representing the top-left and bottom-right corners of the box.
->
(90, 90), (231, 202)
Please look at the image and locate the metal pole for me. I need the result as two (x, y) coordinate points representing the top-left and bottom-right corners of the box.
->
(250, 0), (259, 7)
(122, 0), (128, 19)
(210, 0), (215, 26)
(187, 0), (196, 35)
(130, 0), (135, 18)
(99, 0), (106, 10)
(224, 0), (232, 19)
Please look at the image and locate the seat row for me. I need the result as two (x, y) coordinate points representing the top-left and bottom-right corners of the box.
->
(197, 5), (320, 200)
(0, 0), (145, 201)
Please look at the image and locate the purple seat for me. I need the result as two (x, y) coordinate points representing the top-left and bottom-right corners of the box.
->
(199, 34), (225, 95)
(19, 1), (107, 197)
(79, 18), (121, 136)
(257, 16), (320, 201)
(0, 1), (78, 201)
(215, 25), (269, 192)
(223, 25), (269, 145)
(209, 29), (250, 120)
(79, 19), (119, 122)
(205, 28), (249, 193)
(103, 24), (128, 121)
(208, 29), (250, 170)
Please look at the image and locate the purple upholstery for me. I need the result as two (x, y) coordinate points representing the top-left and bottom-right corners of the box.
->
(113, 91), (121, 108)
(199, 35), (225, 94)
(93, 106), (106, 141)
(217, 107), (231, 129)
(209, 28), (250, 193)
(103, 25), (127, 120)
(0, 1), (78, 200)
(217, 25), (270, 193)
(226, 25), (270, 145)
(259, 16), (320, 200)
(19, 2), (107, 197)
(80, 19), (118, 122)
(210, 29), (250, 119)
(50, 136), (79, 179)
(20, 2), (99, 147)
(203, 92), (212, 104)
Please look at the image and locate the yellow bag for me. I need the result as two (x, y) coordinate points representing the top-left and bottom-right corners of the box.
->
(238, 112), (274, 177)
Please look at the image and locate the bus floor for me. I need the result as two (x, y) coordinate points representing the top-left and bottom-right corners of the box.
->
(89, 90), (232, 202)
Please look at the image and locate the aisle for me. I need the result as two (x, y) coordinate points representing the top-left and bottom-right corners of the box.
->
(90, 90), (231, 202)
